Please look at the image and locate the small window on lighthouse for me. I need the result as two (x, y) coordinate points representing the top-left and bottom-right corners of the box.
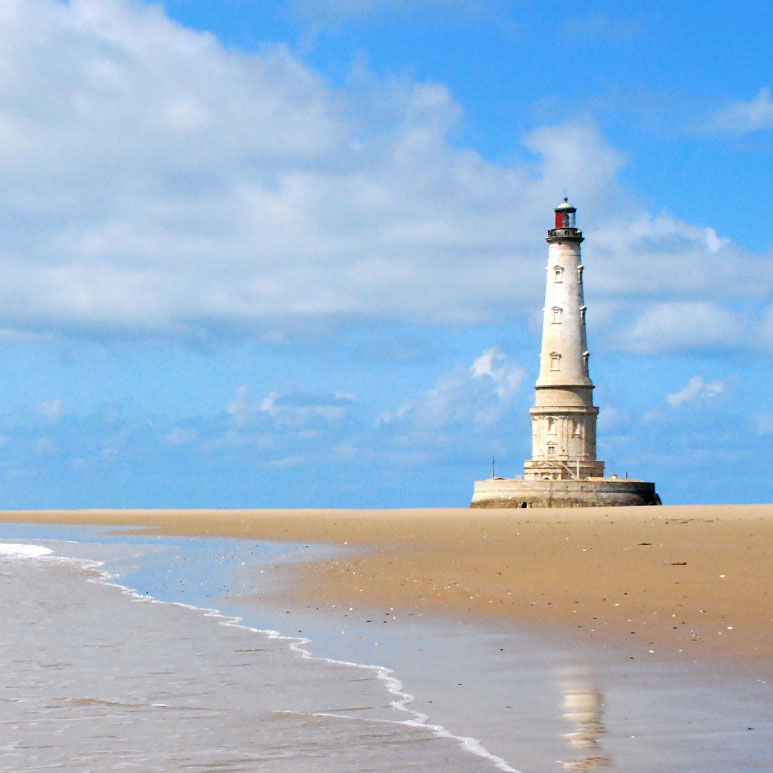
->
(572, 420), (583, 437)
(547, 444), (556, 455)
(553, 265), (563, 282)
(580, 306), (587, 324)
(551, 306), (563, 323)
(582, 351), (590, 375)
(547, 417), (556, 434)
(550, 352), (561, 371)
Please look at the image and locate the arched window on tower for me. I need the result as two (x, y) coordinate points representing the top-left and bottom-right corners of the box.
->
(547, 416), (556, 435)
(550, 352), (561, 371)
(572, 420), (583, 437)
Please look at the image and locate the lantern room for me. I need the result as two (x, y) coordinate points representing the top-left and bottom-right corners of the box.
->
(554, 197), (576, 229)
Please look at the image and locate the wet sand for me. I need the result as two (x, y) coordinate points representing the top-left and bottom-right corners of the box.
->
(2, 504), (770, 668)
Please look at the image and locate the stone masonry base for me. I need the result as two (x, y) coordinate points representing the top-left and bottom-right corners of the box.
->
(470, 477), (660, 508)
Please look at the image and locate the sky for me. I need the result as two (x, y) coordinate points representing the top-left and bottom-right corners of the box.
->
(0, 0), (770, 508)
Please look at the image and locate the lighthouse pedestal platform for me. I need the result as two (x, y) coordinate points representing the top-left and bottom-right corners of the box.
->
(470, 477), (660, 509)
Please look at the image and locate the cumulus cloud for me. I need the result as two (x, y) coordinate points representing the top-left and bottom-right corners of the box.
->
(379, 346), (525, 430)
(590, 213), (770, 300)
(0, 0), (766, 357)
(226, 384), (355, 429)
(666, 376), (726, 408)
(711, 87), (773, 132)
(1, 0), (532, 335)
(624, 302), (747, 354)
(524, 123), (626, 207)
(259, 391), (355, 425)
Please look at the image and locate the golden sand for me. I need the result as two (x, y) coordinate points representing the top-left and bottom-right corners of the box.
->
(3, 504), (771, 665)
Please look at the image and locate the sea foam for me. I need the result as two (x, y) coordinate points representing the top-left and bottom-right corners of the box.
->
(0, 543), (53, 558)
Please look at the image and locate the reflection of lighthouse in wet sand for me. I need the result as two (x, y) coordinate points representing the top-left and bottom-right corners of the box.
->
(560, 681), (611, 771)
(471, 198), (659, 508)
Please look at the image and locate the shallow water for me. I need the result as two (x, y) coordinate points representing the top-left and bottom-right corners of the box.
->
(0, 529), (512, 771)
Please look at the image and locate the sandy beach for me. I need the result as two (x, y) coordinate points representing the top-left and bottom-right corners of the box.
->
(2, 504), (771, 771)
(2, 504), (770, 667)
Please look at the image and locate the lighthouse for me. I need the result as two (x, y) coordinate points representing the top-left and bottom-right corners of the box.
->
(524, 198), (604, 481)
(471, 199), (659, 508)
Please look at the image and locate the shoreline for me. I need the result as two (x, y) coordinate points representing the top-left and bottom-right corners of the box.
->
(2, 503), (770, 670)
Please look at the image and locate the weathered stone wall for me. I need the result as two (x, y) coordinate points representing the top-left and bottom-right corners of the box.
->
(470, 478), (660, 508)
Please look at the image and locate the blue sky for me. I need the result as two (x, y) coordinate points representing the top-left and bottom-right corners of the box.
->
(0, 0), (770, 507)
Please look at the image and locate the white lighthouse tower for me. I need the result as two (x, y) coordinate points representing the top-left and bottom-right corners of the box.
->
(471, 199), (658, 508)
(524, 198), (604, 481)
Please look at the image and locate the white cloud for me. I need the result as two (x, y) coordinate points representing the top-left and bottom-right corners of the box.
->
(703, 380), (726, 399)
(590, 214), (769, 301)
(227, 384), (355, 429)
(268, 455), (305, 468)
(666, 376), (726, 408)
(226, 385), (255, 428)
(0, 0), (766, 357)
(164, 426), (199, 445)
(711, 87), (773, 132)
(380, 346), (524, 430)
(666, 377), (703, 407)
(471, 346), (524, 399)
(259, 391), (354, 424)
(35, 398), (64, 421)
(524, 123), (626, 206)
(0, 329), (55, 343)
(625, 302), (747, 354)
